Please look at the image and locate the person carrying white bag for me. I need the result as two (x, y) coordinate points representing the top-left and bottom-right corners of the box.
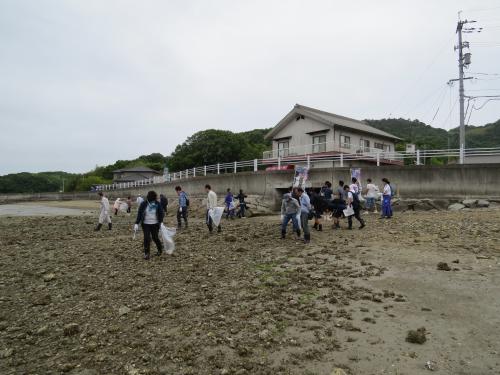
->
(133, 190), (165, 260)
(343, 184), (365, 230)
(205, 184), (223, 233)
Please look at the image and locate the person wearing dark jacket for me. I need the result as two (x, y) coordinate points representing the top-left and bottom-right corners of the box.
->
(310, 190), (326, 231)
(134, 191), (165, 260)
(344, 184), (365, 230)
(236, 189), (248, 218)
(159, 194), (168, 215)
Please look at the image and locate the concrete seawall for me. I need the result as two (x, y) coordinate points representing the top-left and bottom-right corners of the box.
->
(2, 164), (500, 208)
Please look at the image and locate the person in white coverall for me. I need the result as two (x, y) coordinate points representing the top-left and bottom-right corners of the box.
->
(95, 192), (112, 231)
(205, 184), (221, 233)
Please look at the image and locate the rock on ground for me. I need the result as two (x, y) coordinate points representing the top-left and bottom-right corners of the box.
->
(448, 203), (465, 211)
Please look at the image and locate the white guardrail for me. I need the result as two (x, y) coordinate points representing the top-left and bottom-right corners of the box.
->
(95, 147), (500, 191)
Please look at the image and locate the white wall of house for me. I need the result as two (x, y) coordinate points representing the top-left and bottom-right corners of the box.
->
(271, 116), (395, 155)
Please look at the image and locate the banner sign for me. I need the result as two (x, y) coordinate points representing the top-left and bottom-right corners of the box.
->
(350, 168), (362, 189)
(293, 167), (309, 188)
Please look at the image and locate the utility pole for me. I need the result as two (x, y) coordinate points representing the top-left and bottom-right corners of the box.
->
(457, 19), (465, 163)
(450, 13), (480, 164)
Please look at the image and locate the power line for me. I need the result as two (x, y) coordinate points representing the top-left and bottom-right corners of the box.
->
(439, 95), (459, 129)
(467, 88), (500, 91)
(472, 98), (500, 110)
(388, 33), (455, 117)
(465, 5), (500, 13)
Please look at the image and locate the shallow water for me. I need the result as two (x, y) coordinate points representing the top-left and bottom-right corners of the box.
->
(0, 204), (89, 216)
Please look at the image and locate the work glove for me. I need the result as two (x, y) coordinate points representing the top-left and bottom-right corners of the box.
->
(134, 224), (139, 231)
(179, 207), (183, 212)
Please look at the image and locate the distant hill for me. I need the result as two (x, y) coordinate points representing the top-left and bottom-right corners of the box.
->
(449, 120), (500, 148)
(365, 118), (500, 150)
(0, 171), (75, 194)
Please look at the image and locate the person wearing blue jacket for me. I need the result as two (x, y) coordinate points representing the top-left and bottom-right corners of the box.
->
(134, 190), (165, 260)
(175, 186), (189, 229)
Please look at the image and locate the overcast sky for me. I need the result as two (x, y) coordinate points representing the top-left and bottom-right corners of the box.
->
(1, 0), (499, 175)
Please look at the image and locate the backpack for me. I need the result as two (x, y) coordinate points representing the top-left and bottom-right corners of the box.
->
(390, 184), (396, 197)
(182, 192), (190, 207)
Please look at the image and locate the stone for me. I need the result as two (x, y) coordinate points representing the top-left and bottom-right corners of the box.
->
(462, 199), (477, 208)
(0, 348), (13, 358)
(42, 273), (56, 282)
(448, 203), (465, 211)
(477, 199), (490, 208)
(118, 306), (131, 316)
(331, 368), (348, 375)
(406, 327), (427, 344)
(258, 329), (270, 340)
(437, 262), (451, 271)
(63, 323), (80, 336)
(35, 325), (48, 335)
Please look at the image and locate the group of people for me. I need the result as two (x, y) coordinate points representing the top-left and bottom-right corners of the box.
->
(281, 177), (394, 243)
(95, 177), (394, 258)
(224, 188), (248, 219)
(96, 185), (249, 259)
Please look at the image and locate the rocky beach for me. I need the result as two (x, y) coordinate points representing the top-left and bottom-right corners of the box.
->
(1, 202), (499, 374)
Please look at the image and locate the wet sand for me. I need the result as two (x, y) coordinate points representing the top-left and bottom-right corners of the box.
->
(0, 203), (93, 217)
(0, 208), (499, 374)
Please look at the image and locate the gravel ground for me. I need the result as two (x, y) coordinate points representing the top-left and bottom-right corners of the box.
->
(0, 205), (499, 375)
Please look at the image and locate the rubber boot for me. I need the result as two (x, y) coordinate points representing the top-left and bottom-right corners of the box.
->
(359, 219), (365, 229)
(217, 225), (222, 233)
(296, 229), (301, 239)
(312, 223), (318, 230)
(318, 224), (323, 232)
(144, 250), (150, 260)
(155, 247), (163, 257)
(108, 223), (112, 230)
(304, 233), (311, 244)
(281, 231), (286, 239)
(94, 223), (102, 231)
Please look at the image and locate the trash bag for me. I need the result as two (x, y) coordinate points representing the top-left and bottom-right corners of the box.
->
(209, 207), (225, 227)
(343, 206), (355, 217)
(160, 223), (176, 255)
(119, 202), (128, 212)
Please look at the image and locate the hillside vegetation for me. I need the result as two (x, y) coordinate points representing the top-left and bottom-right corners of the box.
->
(366, 118), (500, 150)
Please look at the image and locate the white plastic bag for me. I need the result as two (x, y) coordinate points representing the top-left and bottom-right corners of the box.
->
(160, 223), (176, 255)
(209, 207), (225, 227)
(343, 206), (355, 217)
(119, 202), (128, 212)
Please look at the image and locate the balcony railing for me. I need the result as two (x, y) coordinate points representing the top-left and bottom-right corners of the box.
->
(263, 141), (402, 161)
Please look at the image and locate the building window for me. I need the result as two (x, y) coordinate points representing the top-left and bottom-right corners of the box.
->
(383, 144), (391, 152)
(340, 135), (351, 149)
(360, 139), (370, 151)
(374, 142), (384, 150)
(312, 135), (326, 153)
(277, 141), (289, 157)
